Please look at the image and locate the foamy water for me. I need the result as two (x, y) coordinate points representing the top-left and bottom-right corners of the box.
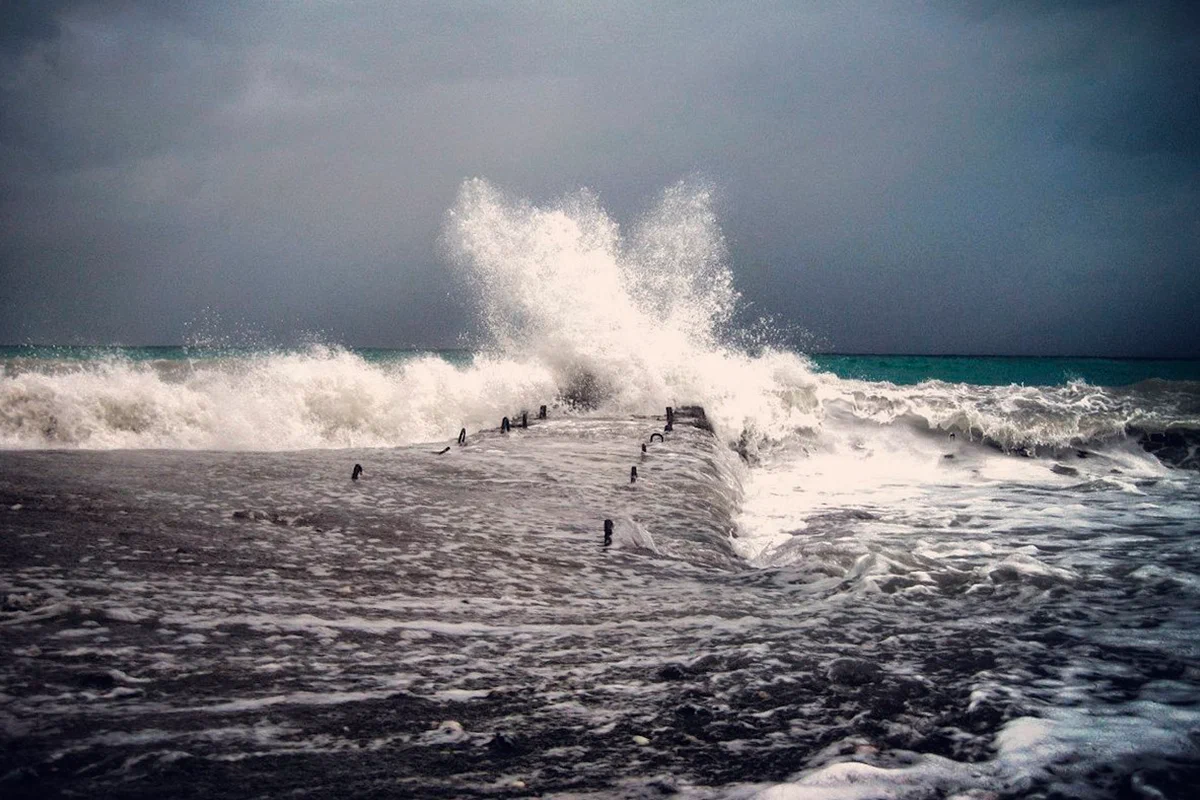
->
(3, 347), (1197, 459)
(2, 179), (1198, 798)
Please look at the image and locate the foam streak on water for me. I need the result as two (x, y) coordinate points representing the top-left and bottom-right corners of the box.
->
(2, 414), (1198, 798)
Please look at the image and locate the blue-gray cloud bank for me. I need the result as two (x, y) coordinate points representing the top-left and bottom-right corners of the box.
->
(1, 1), (1197, 356)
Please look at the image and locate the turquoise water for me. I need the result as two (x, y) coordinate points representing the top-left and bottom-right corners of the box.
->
(3, 345), (1199, 387)
(807, 354), (1200, 386)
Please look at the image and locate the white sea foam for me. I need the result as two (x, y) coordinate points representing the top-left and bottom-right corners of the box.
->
(741, 701), (1200, 800)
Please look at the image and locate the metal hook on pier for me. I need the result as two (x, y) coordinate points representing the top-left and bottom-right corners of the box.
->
(630, 466), (638, 484)
(351, 464), (363, 481)
(650, 433), (664, 443)
(603, 519), (613, 548)
(538, 405), (547, 419)
(458, 428), (467, 446)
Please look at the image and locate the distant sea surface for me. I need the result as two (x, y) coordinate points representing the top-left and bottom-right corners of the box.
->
(4, 344), (1199, 386)
(810, 353), (1200, 386)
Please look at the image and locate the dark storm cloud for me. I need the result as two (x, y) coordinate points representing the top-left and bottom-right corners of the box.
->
(0, 1), (1196, 354)
(0, 0), (78, 51)
(967, 0), (1200, 159)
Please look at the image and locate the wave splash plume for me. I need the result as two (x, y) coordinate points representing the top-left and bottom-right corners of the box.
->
(444, 177), (736, 409)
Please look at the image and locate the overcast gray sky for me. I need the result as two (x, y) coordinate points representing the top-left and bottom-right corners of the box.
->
(2, 1), (1197, 356)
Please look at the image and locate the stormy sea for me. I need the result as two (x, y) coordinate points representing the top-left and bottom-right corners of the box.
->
(3, 180), (1199, 799)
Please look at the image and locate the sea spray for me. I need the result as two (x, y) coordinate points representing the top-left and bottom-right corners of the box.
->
(0, 347), (558, 450)
(443, 177), (823, 441)
(442, 178), (735, 410)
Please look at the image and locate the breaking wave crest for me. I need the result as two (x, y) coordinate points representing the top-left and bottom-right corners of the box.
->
(822, 377), (1200, 464)
(0, 347), (560, 450)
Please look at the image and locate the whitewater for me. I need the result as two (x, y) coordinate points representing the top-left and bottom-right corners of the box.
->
(2, 178), (1199, 798)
